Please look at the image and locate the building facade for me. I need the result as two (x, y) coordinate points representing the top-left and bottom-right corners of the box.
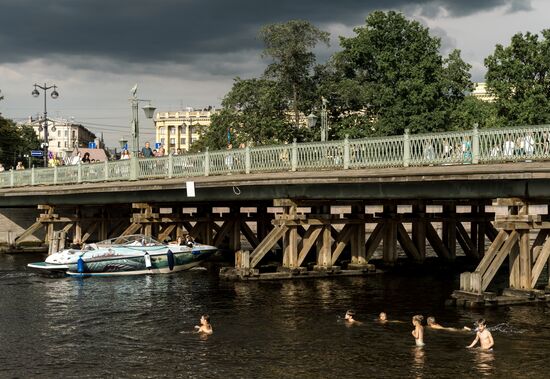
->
(471, 82), (496, 102)
(154, 108), (219, 153)
(25, 117), (97, 157)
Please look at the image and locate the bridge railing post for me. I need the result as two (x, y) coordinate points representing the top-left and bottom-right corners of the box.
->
(403, 129), (410, 167)
(204, 148), (210, 176)
(344, 135), (350, 170)
(168, 153), (174, 179)
(291, 139), (298, 172)
(54, 166), (58, 185)
(245, 146), (251, 174)
(472, 124), (479, 164)
(10, 169), (14, 187)
(31, 167), (35, 186)
(130, 156), (138, 181)
(77, 163), (82, 183)
(104, 161), (109, 181)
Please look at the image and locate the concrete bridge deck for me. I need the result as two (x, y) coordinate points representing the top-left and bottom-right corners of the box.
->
(1, 162), (550, 206)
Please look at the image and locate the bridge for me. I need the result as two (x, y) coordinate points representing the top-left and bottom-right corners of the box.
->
(1, 124), (550, 305)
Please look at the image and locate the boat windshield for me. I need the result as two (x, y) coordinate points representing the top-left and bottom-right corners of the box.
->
(94, 235), (163, 247)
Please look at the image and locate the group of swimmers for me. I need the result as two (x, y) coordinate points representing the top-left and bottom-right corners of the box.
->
(344, 310), (494, 350)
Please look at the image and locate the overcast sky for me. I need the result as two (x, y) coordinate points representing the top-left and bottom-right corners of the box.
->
(0, 0), (548, 146)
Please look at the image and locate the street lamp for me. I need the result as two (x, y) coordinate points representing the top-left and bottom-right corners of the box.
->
(32, 83), (59, 167)
(320, 96), (328, 142)
(306, 96), (329, 141)
(129, 84), (156, 157)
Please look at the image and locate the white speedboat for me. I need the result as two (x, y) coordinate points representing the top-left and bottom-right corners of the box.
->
(27, 235), (217, 276)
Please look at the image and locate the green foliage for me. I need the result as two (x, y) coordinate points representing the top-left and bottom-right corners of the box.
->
(329, 11), (473, 136)
(0, 116), (41, 169)
(449, 96), (500, 130)
(260, 20), (330, 129)
(485, 29), (550, 125)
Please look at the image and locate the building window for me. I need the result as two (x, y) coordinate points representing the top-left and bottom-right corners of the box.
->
(64, 141), (67, 147)
(180, 137), (186, 144)
(160, 138), (165, 144)
(170, 138), (175, 145)
(72, 130), (76, 139)
(57, 141), (61, 147)
(64, 130), (68, 137)
(169, 126), (176, 134)
(57, 130), (61, 137)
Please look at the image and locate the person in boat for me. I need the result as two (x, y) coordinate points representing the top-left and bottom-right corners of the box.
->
(184, 234), (194, 247)
(195, 314), (213, 335)
(467, 319), (494, 350)
(411, 315), (425, 347)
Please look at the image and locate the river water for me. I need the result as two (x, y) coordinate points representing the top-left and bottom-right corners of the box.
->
(1, 253), (549, 378)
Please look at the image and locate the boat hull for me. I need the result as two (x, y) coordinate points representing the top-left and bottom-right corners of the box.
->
(29, 249), (216, 277)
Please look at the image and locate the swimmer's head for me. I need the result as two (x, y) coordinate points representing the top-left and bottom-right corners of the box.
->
(201, 314), (210, 324)
(412, 315), (424, 325)
(427, 316), (436, 325)
(345, 310), (355, 321)
(476, 318), (486, 330)
(379, 312), (387, 321)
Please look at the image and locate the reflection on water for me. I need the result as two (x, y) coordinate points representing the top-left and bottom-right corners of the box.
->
(474, 349), (495, 377)
(411, 346), (425, 378)
(0, 253), (550, 378)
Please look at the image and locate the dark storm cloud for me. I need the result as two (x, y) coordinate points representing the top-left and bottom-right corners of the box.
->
(0, 0), (531, 71)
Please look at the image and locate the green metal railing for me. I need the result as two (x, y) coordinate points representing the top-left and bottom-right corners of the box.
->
(1, 124), (549, 189)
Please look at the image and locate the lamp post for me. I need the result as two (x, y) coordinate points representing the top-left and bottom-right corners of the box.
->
(306, 96), (329, 141)
(129, 84), (156, 157)
(320, 96), (328, 142)
(32, 83), (59, 167)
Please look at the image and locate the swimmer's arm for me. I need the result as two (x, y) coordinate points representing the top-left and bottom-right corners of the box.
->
(466, 333), (480, 348)
(485, 332), (494, 350)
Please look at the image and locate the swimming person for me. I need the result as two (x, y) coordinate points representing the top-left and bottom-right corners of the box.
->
(411, 315), (425, 346)
(378, 312), (388, 323)
(195, 314), (213, 335)
(344, 310), (362, 325)
(467, 319), (494, 350)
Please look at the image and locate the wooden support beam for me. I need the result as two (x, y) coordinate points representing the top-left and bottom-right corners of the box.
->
(120, 222), (141, 237)
(481, 230), (519, 291)
(297, 226), (322, 267)
(412, 204), (426, 261)
(331, 224), (355, 265)
(426, 222), (451, 261)
(158, 225), (175, 243)
(519, 231), (532, 289)
(365, 223), (385, 261)
(531, 236), (550, 288)
(476, 230), (508, 276)
(240, 221), (260, 249)
(317, 226), (332, 267)
(442, 204), (456, 261)
(531, 229), (549, 261)
(456, 222), (477, 259)
(213, 220), (234, 247)
(396, 223), (422, 261)
(250, 225), (288, 268)
(382, 205), (398, 263)
(14, 221), (44, 245)
(282, 227), (298, 268)
(485, 221), (498, 242)
(81, 222), (99, 243)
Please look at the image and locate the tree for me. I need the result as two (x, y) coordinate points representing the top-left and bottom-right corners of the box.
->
(485, 30), (550, 125)
(200, 74), (318, 149)
(330, 11), (472, 136)
(260, 20), (330, 130)
(0, 116), (41, 169)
